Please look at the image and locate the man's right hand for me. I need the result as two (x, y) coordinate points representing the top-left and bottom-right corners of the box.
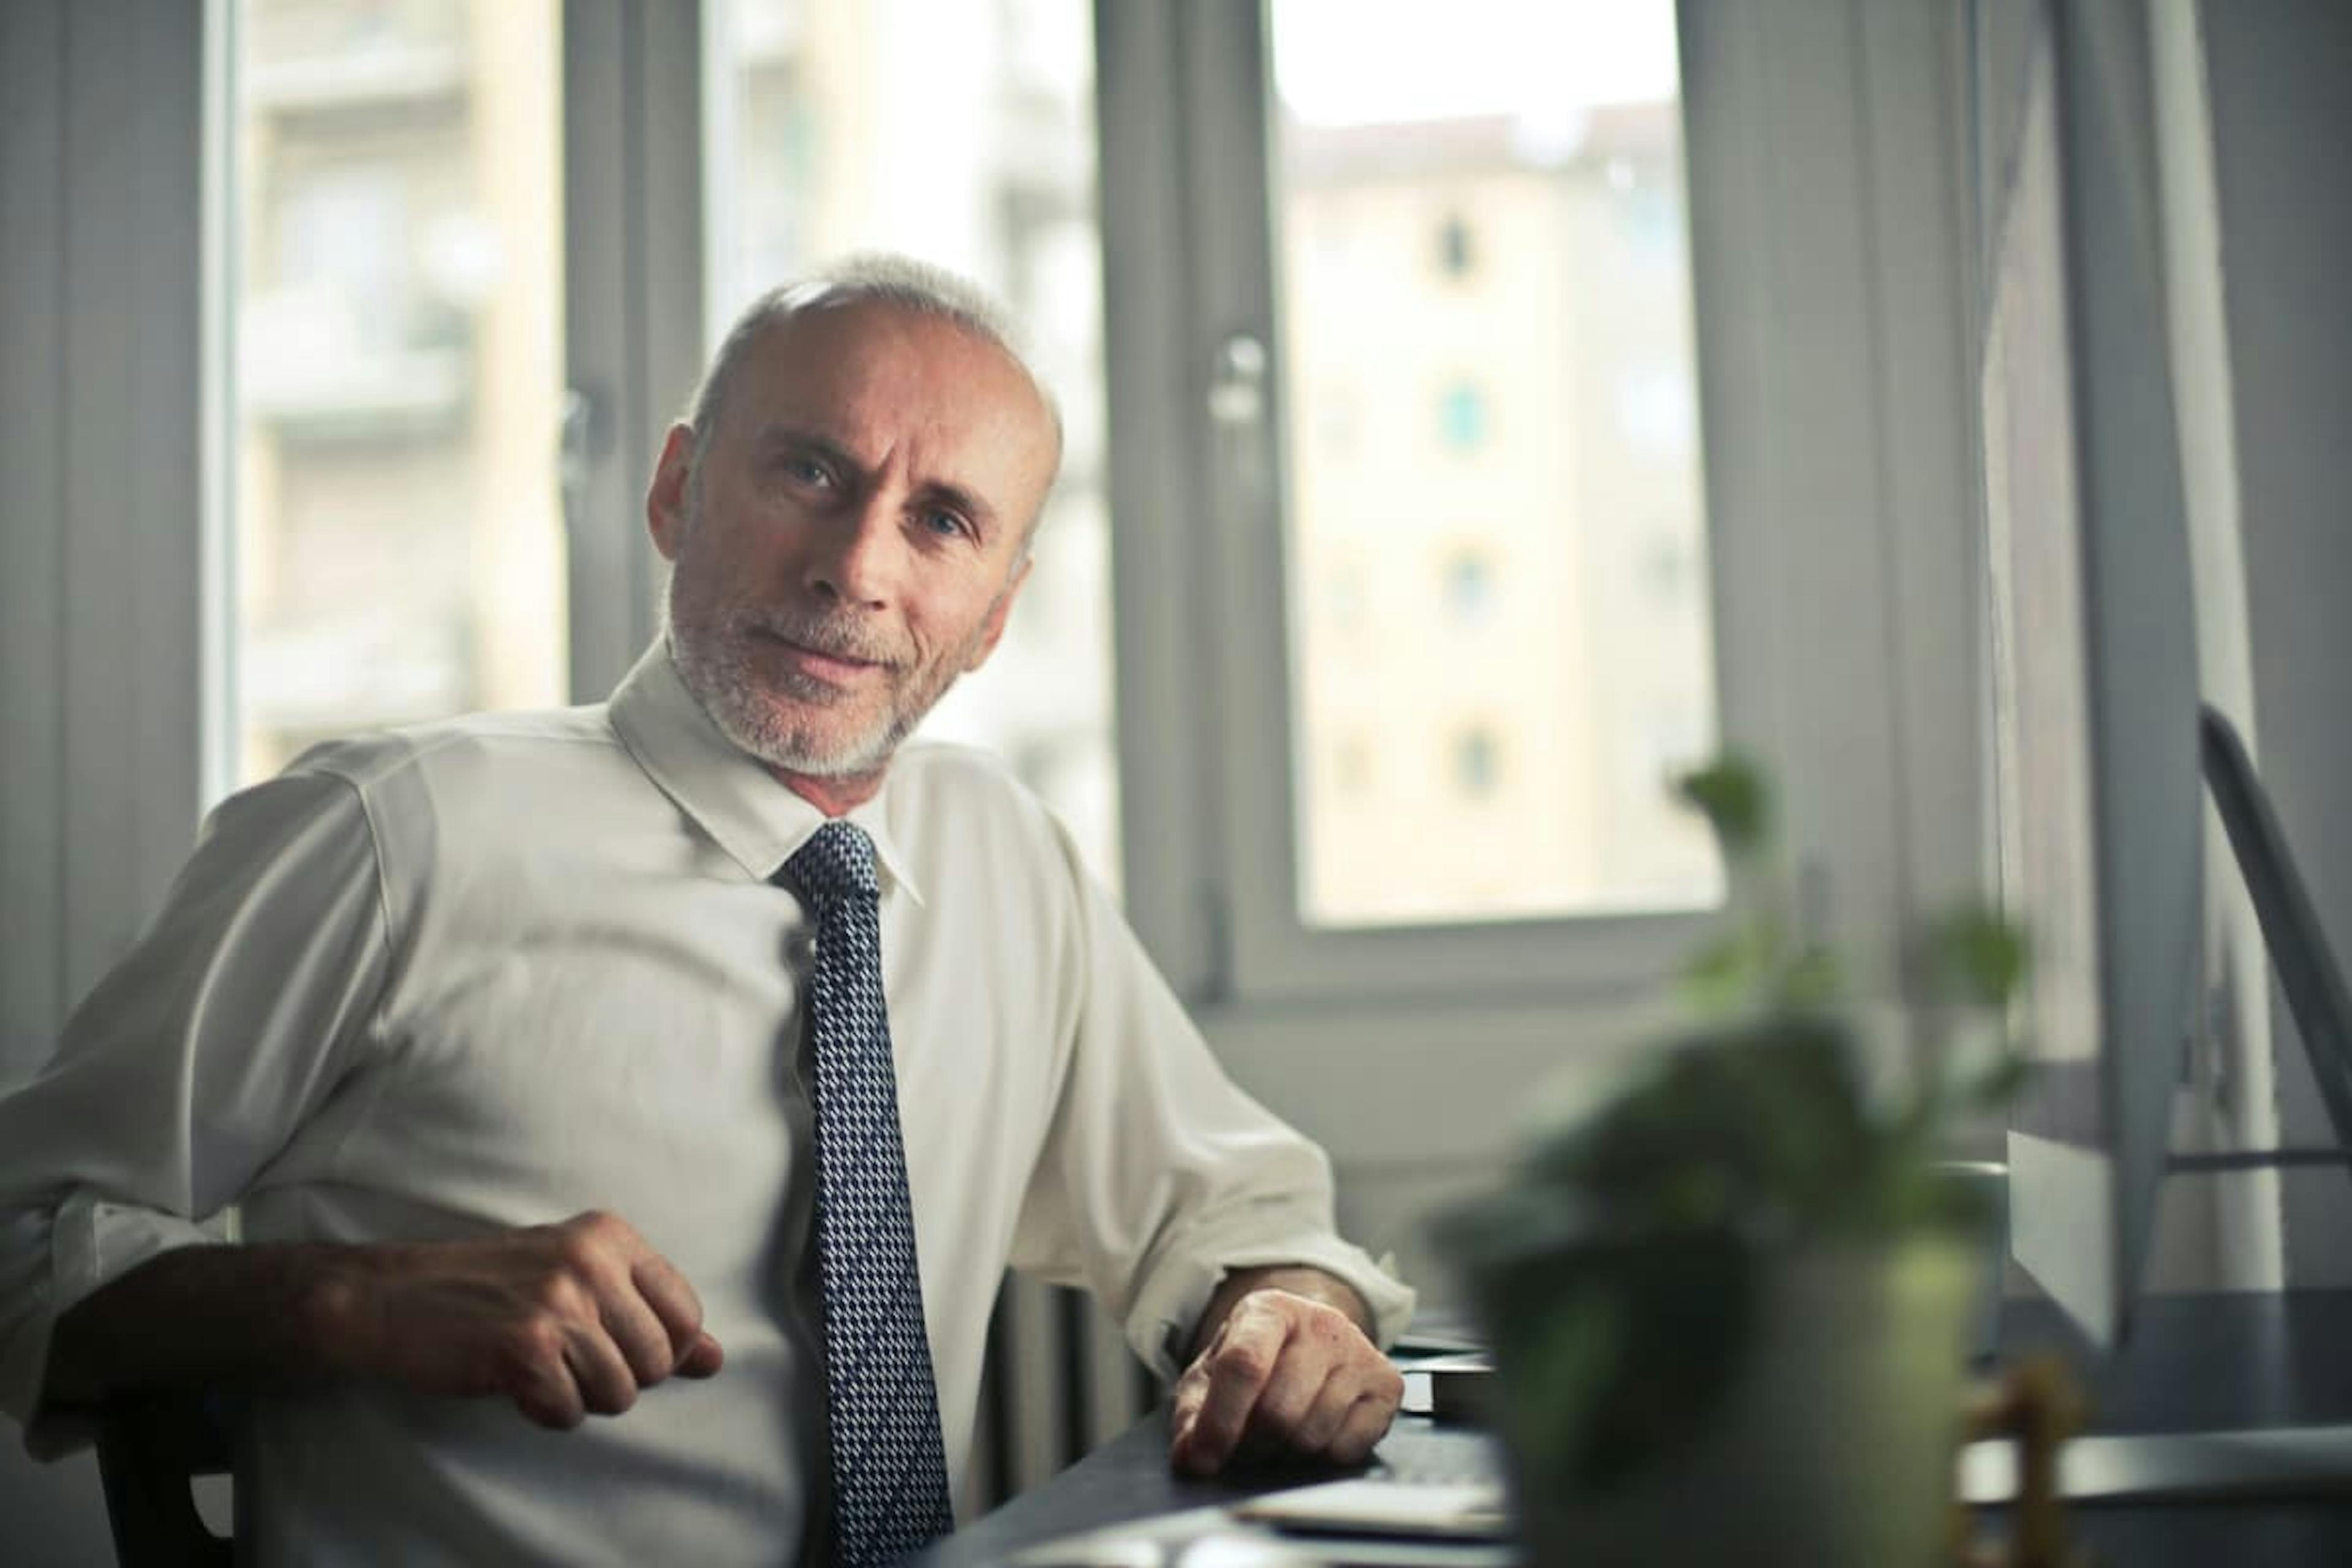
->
(47, 1209), (722, 1430)
(323, 1210), (725, 1429)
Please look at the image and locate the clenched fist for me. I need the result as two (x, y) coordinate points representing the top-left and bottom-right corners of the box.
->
(1169, 1279), (1402, 1477)
(320, 1209), (724, 1429)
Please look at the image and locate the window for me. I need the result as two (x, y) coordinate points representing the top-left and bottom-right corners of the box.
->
(228, 0), (567, 783)
(1442, 549), (1496, 627)
(1097, 0), (1976, 1016)
(1436, 211), (1476, 279)
(1453, 726), (1501, 798)
(1436, 381), (1490, 453)
(1271, 0), (1719, 932)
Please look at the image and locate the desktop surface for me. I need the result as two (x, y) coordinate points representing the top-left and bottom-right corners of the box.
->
(921, 1289), (2352, 1567)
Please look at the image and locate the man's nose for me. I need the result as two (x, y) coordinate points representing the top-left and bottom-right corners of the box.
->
(802, 492), (900, 609)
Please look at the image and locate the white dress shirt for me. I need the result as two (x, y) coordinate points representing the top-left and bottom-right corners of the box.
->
(0, 641), (1412, 1566)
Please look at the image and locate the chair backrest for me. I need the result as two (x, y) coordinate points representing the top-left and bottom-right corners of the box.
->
(94, 1394), (235, 1567)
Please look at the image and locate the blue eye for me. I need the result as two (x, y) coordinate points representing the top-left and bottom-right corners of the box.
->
(923, 510), (969, 540)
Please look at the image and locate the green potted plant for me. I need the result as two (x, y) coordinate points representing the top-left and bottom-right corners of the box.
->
(1440, 754), (2027, 1567)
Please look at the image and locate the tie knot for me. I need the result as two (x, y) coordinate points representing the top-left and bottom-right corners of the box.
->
(785, 820), (880, 905)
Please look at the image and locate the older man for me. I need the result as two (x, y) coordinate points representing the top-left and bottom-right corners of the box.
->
(0, 257), (1410, 1564)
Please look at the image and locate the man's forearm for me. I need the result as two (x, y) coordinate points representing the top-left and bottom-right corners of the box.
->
(45, 1241), (371, 1410)
(43, 1211), (726, 1431)
(1186, 1264), (1375, 1362)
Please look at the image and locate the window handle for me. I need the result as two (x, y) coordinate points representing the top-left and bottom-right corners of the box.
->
(1208, 332), (1274, 524)
(557, 385), (603, 541)
(1208, 333), (1267, 425)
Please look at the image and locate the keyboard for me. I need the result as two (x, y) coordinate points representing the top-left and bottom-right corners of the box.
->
(1368, 1424), (1507, 1490)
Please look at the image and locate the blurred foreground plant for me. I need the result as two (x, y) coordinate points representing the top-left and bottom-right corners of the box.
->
(1439, 752), (2030, 1495)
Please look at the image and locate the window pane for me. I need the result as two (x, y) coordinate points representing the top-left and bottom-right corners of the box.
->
(231, 0), (568, 785)
(706, 0), (1120, 892)
(1272, 0), (1723, 927)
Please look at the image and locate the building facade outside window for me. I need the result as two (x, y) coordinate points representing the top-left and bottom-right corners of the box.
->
(1273, 0), (1722, 929)
(230, 0), (567, 785)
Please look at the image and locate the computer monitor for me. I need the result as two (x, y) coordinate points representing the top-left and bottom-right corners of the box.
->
(1977, 0), (2352, 1359)
(1977, 0), (2201, 1353)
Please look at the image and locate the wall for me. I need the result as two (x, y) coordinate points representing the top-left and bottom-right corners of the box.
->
(2196, 0), (2352, 1286)
(1, 1), (210, 1557)
(0, 0), (211, 1077)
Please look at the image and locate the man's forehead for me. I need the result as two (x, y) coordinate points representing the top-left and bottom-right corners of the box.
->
(741, 302), (1047, 429)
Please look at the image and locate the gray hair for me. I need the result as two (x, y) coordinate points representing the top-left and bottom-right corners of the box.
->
(683, 252), (1065, 478)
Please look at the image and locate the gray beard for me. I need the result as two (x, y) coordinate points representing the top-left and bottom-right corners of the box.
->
(666, 619), (920, 778)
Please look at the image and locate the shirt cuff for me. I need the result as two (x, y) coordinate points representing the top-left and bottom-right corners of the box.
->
(8, 1192), (217, 1459)
(1126, 1232), (1417, 1380)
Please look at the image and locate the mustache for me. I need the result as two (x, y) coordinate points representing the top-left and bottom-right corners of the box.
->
(731, 608), (905, 669)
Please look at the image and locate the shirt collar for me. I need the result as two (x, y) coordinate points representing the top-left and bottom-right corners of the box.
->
(606, 638), (927, 906)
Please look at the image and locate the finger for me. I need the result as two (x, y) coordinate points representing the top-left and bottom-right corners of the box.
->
(1163, 1331), (1222, 1451)
(1329, 1392), (1399, 1468)
(1167, 1372), (1213, 1469)
(598, 1283), (681, 1389)
(561, 1321), (642, 1418)
(630, 1252), (709, 1366)
(1172, 1313), (1289, 1476)
(1264, 1338), (1403, 1460)
(501, 1324), (586, 1430)
(676, 1330), (725, 1379)
(511, 1368), (587, 1431)
(1167, 1352), (1212, 1422)
(546, 1210), (672, 1389)
(1245, 1355), (1340, 1454)
(1277, 1364), (1358, 1457)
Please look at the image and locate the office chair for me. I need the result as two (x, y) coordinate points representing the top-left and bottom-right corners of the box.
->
(94, 1393), (236, 1567)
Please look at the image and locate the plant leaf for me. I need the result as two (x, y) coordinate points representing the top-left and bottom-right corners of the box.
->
(1680, 930), (1764, 1015)
(1932, 907), (2032, 1008)
(1773, 944), (1844, 1011)
(1673, 753), (1771, 861)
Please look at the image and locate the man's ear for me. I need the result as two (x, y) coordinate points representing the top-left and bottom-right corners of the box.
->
(966, 556), (1035, 672)
(646, 424), (697, 563)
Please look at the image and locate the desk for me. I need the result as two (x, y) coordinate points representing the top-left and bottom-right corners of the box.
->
(924, 1290), (2352, 1566)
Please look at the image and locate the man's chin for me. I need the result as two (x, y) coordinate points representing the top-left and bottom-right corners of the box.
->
(722, 703), (894, 779)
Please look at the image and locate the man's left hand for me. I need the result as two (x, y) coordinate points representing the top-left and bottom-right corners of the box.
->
(1168, 1280), (1403, 1477)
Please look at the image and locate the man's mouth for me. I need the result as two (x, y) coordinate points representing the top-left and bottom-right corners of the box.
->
(755, 628), (885, 684)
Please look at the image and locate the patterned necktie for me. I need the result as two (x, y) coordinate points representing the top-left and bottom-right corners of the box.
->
(783, 821), (956, 1566)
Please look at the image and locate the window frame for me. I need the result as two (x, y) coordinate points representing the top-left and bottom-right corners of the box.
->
(1, 0), (216, 1065)
(560, 0), (704, 702)
(1096, 0), (1986, 1023)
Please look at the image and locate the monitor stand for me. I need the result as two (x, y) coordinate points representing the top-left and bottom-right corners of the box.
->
(2201, 706), (2352, 1156)
(1970, 710), (2352, 1503)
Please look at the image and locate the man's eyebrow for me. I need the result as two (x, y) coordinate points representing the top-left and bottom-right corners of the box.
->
(752, 424), (861, 471)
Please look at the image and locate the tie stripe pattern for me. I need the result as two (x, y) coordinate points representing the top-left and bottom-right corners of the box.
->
(783, 822), (955, 1566)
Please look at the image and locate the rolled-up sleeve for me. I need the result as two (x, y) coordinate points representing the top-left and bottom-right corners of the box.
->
(1006, 826), (1414, 1380)
(0, 767), (389, 1456)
